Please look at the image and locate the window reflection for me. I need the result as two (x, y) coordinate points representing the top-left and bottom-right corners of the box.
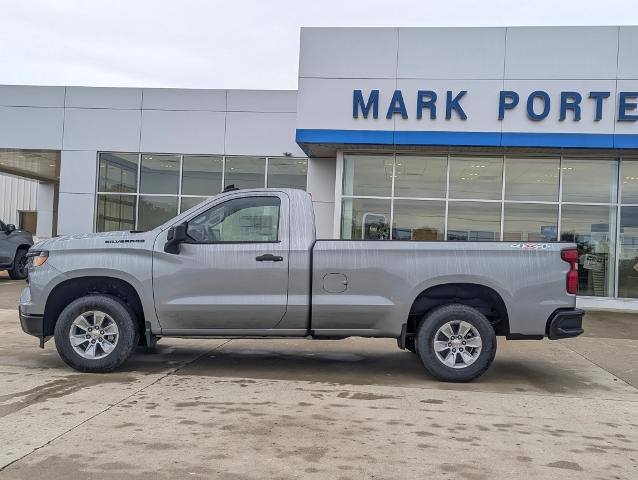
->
(503, 203), (558, 241)
(561, 204), (616, 297)
(561, 158), (618, 203)
(394, 155), (447, 199)
(140, 155), (180, 195)
(182, 156), (223, 196)
(621, 160), (638, 204)
(341, 198), (391, 240)
(137, 196), (178, 231)
(224, 157), (266, 189)
(180, 196), (208, 213)
(392, 200), (445, 240)
(96, 194), (136, 232)
(449, 156), (503, 200)
(343, 154), (393, 197)
(267, 158), (308, 189)
(447, 202), (501, 241)
(618, 207), (638, 298)
(505, 157), (559, 202)
(98, 153), (138, 193)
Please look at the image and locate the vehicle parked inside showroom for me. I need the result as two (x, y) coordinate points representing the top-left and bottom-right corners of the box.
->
(18, 188), (584, 382)
(0, 219), (33, 280)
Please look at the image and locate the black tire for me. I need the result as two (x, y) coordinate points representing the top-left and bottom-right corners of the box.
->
(54, 294), (139, 373)
(8, 248), (28, 280)
(405, 337), (417, 354)
(416, 304), (496, 382)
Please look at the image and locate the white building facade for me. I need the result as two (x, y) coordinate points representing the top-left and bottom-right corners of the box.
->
(1, 26), (638, 308)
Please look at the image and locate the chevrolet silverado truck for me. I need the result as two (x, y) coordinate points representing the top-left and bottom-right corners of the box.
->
(0, 219), (33, 280)
(18, 188), (584, 382)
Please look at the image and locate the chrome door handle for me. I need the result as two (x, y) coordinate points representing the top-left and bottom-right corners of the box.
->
(256, 254), (284, 262)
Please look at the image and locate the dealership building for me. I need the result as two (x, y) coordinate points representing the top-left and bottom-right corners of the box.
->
(2, 26), (638, 308)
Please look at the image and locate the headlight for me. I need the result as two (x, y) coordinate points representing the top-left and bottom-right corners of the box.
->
(27, 250), (49, 267)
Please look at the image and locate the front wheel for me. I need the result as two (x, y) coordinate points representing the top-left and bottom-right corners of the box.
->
(54, 295), (139, 373)
(416, 304), (496, 382)
(8, 249), (28, 280)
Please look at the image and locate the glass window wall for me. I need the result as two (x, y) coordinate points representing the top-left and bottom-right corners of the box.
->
(96, 153), (307, 232)
(449, 156), (503, 200)
(180, 196), (208, 213)
(182, 155), (223, 196)
(505, 157), (559, 202)
(140, 154), (180, 195)
(340, 152), (629, 299)
(447, 202), (501, 241)
(341, 198), (391, 240)
(561, 158), (618, 203)
(96, 195), (136, 232)
(394, 154), (447, 199)
(98, 153), (138, 193)
(392, 200), (445, 240)
(503, 203), (558, 242)
(225, 157), (266, 190)
(138, 196), (178, 231)
(621, 161), (638, 204)
(560, 205), (616, 297)
(618, 206), (638, 298)
(343, 154), (393, 197)
(267, 158), (308, 189)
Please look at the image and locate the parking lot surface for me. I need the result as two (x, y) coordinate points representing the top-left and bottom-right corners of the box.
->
(1, 272), (637, 479)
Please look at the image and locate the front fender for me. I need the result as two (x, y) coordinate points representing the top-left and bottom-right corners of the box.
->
(45, 265), (159, 331)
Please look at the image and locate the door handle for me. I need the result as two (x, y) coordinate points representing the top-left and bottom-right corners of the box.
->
(256, 254), (284, 262)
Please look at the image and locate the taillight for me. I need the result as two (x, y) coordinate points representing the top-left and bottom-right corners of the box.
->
(561, 248), (579, 295)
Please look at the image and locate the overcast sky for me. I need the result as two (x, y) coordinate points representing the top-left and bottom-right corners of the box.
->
(1, 0), (637, 90)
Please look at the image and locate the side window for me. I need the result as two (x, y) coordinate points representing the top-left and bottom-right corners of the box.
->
(186, 196), (280, 243)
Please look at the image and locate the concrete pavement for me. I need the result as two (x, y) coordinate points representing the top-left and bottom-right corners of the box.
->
(0, 272), (637, 479)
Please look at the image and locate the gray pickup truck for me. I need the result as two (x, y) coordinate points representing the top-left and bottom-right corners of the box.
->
(19, 188), (584, 382)
(0, 219), (33, 280)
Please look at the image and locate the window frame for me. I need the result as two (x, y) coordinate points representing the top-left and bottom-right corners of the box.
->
(182, 195), (282, 245)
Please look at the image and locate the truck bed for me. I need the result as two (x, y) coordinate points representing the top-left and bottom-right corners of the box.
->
(310, 240), (573, 338)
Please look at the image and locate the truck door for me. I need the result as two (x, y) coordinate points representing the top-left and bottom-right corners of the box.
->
(152, 193), (290, 332)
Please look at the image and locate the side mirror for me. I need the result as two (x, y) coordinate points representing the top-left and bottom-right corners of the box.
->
(5, 224), (16, 234)
(164, 222), (188, 254)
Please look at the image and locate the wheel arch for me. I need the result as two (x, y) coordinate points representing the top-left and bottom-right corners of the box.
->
(407, 282), (510, 337)
(43, 276), (146, 337)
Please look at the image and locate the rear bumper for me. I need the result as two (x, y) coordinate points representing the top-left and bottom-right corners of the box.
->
(546, 308), (585, 340)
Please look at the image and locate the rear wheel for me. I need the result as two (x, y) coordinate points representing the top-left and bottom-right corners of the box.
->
(54, 295), (139, 373)
(416, 304), (496, 382)
(8, 248), (28, 280)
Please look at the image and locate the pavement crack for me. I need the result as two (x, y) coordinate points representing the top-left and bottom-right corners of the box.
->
(0, 339), (232, 473)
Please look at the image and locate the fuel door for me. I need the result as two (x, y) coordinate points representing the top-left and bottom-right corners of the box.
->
(322, 273), (348, 293)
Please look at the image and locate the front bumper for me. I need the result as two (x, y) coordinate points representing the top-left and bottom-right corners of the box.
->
(18, 305), (50, 347)
(547, 308), (585, 340)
